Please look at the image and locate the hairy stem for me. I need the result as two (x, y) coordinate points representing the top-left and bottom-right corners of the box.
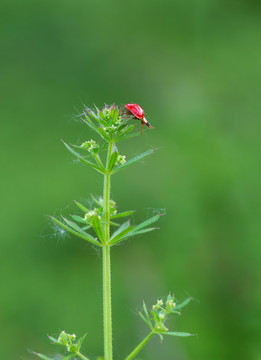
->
(103, 142), (113, 360)
(124, 332), (154, 360)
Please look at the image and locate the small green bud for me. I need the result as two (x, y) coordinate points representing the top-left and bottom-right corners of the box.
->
(84, 210), (101, 222)
(157, 299), (163, 307)
(70, 333), (76, 341)
(116, 155), (126, 165)
(115, 116), (122, 125)
(166, 299), (176, 310)
(159, 310), (165, 320)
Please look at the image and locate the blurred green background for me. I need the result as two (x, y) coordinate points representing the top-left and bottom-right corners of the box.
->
(1, 0), (261, 359)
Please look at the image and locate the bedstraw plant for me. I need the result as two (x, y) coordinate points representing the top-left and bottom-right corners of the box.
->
(34, 104), (193, 360)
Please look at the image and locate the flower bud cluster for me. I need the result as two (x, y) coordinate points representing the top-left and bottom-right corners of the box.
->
(102, 105), (114, 120)
(57, 331), (77, 352)
(151, 294), (177, 332)
(116, 155), (126, 165)
(104, 125), (117, 133)
(101, 105), (122, 126)
(83, 198), (117, 223)
(81, 139), (99, 153)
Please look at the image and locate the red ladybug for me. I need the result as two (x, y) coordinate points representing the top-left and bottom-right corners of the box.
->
(124, 103), (153, 134)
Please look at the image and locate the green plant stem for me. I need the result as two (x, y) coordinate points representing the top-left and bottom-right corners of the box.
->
(124, 332), (154, 360)
(103, 142), (113, 360)
(77, 351), (90, 360)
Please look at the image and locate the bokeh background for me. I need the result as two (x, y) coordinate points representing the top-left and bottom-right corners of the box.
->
(1, 0), (261, 359)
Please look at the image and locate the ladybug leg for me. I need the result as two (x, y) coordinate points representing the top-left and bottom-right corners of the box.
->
(140, 122), (143, 135)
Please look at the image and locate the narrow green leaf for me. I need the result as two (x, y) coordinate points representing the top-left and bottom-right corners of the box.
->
(34, 353), (53, 360)
(50, 217), (101, 246)
(111, 227), (159, 245)
(76, 333), (87, 351)
(70, 215), (91, 227)
(132, 215), (161, 232)
(112, 106), (119, 122)
(47, 335), (58, 343)
(142, 301), (153, 328)
(175, 297), (192, 310)
(62, 141), (105, 174)
(130, 227), (159, 236)
(78, 158), (105, 174)
(91, 214), (105, 243)
(115, 124), (135, 141)
(109, 221), (119, 227)
(110, 211), (134, 219)
(139, 311), (153, 330)
(108, 150), (119, 172)
(111, 149), (156, 174)
(82, 113), (100, 134)
(86, 108), (100, 122)
(115, 122), (128, 132)
(82, 225), (91, 230)
(74, 200), (89, 213)
(164, 332), (193, 337)
(110, 221), (130, 238)
(169, 310), (181, 315)
(143, 301), (150, 321)
(109, 227), (134, 244)
(109, 221), (134, 244)
(112, 220), (161, 244)
(62, 217), (87, 233)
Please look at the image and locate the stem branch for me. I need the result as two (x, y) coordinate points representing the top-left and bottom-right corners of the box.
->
(124, 332), (154, 360)
(77, 352), (90, 360)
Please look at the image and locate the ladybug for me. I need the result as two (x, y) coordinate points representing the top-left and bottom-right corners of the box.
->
(124, 103), (153, 134)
